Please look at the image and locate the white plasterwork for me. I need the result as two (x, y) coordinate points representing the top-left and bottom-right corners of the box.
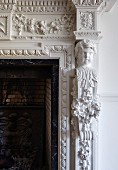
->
(0, 14), (11, 39)
(71, 40), (101, 170)
(0, 0), (105, 169)
(12, 14), (76, 38)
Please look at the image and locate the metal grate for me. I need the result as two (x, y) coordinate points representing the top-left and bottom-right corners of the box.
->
(0, 78), (46, 106)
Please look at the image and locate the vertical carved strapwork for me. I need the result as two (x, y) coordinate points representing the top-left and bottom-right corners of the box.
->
(71, 39), (101, 170)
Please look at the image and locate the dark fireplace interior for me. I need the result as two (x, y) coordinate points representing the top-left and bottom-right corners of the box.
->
(0, 59), (59, 170)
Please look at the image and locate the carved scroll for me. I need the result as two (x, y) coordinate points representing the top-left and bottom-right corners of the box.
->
(71, 39), (101, 170)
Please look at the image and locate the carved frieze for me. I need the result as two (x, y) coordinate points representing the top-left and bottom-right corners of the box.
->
(12, 14), (75, 37)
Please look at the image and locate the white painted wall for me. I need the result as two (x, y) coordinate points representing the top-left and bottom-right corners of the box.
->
(98, 1), (118, 170)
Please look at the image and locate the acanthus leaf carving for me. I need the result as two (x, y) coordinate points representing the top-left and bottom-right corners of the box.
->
(79, 11), (95, 30)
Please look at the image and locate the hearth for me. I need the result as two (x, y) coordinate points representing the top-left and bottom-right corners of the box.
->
(0, 59), (59, 170)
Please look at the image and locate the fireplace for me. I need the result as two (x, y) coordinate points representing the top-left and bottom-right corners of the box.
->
(0, 59), (59, 170)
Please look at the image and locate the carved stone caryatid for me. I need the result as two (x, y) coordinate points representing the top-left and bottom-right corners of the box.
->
(71, 39), (101, 170)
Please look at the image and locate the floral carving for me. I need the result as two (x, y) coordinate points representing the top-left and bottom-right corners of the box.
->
(80, 11), (95, 30)
(12, 14), (75, 36)
(58, 15), (75, 34)
(25, 18), (35, 33)
(35, 21), (48, 35)
(12, 14), (27, 36)
(48, 21), (61, 34)
(72, 89), (100, 127)
(71, 40), (101, 169)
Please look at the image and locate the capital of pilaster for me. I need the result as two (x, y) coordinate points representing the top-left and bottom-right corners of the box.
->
(72, 0), (106, 40)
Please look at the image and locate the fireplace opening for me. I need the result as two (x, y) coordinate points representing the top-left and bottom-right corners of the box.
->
(0, 59), (59, 170)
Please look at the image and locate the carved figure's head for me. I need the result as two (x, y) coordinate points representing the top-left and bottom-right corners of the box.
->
(75, 39), (96, 67)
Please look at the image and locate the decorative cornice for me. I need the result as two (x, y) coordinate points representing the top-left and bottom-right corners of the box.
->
(74, 31), (101, 40)
(0, 0), (16, 12)
(0, 0), (75, 14)
(0, 0), (16, 3)
(72, 0), (104, 7)
(13, 0), (75, 14)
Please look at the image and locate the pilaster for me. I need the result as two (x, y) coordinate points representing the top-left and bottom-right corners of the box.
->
(71, 1), (106, 170)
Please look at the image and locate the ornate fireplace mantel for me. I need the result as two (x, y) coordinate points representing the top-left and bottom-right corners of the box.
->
(0, 0), (116, 170)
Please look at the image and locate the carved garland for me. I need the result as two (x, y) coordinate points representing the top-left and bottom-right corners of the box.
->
(71, 40), (101, 169)
(12, 14), (75, 36)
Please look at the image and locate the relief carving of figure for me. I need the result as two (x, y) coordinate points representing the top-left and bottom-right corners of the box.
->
(71, 39), (101, 169)
(75, 39), (97, 99)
